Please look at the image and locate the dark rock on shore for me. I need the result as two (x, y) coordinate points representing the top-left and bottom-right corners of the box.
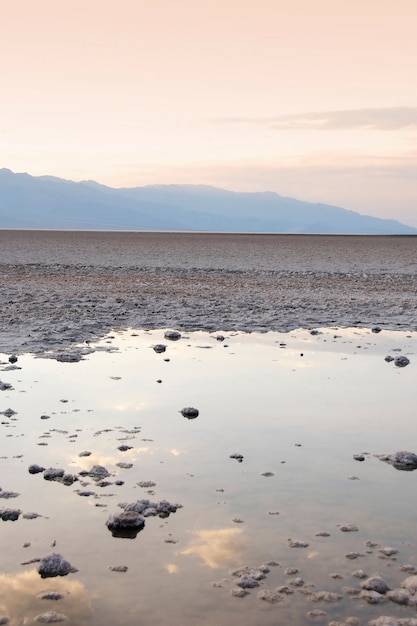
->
(164, 330), (181, 341)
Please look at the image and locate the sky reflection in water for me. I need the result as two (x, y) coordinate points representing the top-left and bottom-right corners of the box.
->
(0, 327), (416, 626)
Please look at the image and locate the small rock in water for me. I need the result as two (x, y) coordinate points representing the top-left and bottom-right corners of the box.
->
(361, 575), (390, 594)
(153, 344), (166, 353)
(78, 451), (91, 457)
(164, 330), (181, 341)
(339, 523), (359, 532)
(0, 381), (13, 391)
(371, 326), (382, 333)
(353, 454), (365, 462)
(117, 444), (133, 452)
(394, 355), (410, 367)
(106, 510), (145, 538)
(0, 508), (21, 521)
(38, 592), (65, 600)
(377, 451), (417, 471)
(258, 589), (283, 603)
(8, 355), (18, 363)
(288, 539), (309, 548)
(180, 407), (199, 419)
(109, 565), (128, 572)
(38, 553), (77, 578)
(116, 462), (133, 469)
(34, 612), (67, 623)
(28, 464), (45, 474)
(309, 591), (343, 603)
(229, 453), (244, 462)
(359, 589), (387, 604)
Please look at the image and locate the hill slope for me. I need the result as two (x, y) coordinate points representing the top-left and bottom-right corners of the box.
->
(0, 168), (415, 234)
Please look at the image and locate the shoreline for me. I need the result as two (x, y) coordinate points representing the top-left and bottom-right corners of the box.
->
(2, 263), (416, 355)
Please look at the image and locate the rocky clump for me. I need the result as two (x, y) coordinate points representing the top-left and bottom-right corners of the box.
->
(35, 611), (67, 623)
(153, 344), (166, 353)
(180, 407), (199, 419)
(107, 499), (181, 538)
(28, 464), (46, 474)
(55, 352), (83, 363)
(394, 356), (410, 367)
(37, 553), (78, 578)
(164, 330), (181, 341)
(0, 508), (21, 521)
(106, 510), (145, 538)
(361, 575), (390, 594)
(79, 465), (110, 480)
(230, 453), (244, 462)
(43, 468), (77, 485)
(376, 451), (417, 471)
(368, 618), (417, 626)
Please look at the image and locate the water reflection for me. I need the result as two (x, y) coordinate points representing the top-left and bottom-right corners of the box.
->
(0, 327), (417, 626)
(181, 528), (246, 569)
(0, 570), (93, 625)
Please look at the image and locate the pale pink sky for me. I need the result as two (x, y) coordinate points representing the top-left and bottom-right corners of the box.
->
(1, 0), (417, 225)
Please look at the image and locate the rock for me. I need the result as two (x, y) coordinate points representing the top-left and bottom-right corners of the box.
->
(229, 453), (244, 462)
(78, 451), (91, 457)
(109, 565), (128, 572)
(0, 491), (19, 499)
(81, 465), (110, 480)
(43, 468), (65, 481)
(137, 481), (156, 488)
(106, 510), (145, 538)
(35, 612), (67, 623)
(28, 463), (45, 474)
(116, 462), (133, 469)
(258, 589), (283, 603)
(387, 588), (411, 605)
(368, 618), (417, 626)
(164, 330), (181, 341)
(38, 553), (77, 578)
(0, 618), (10, 625)
(55, 352), (82, 363)
(401, 575), (417, 593)
(0, 381), (13, 391)
(180, 407), (199, 419)
(377, 451), (417, 471)
(310, 591), (343, 603)
(230, 588), (248, 597)
(353, 454), (365, 461)
(288, 538), (309, 548)
(117, 444), (133, 451)
(359, 590), (387, 604)
(394, 356), (410, 367)
(339, 523), (359, 532)
(361, 575), (390, 594)
(385, 355), (395, 362)
(38, 592), (65, 600)
(0, 508), (21, 521)
(288, 577), (305, 587)
(153, 344), (166, 353)
(352, 569), (368, 579)
(372, 327), (382, 333)
(379, 547), (398, 557)
(237, 575), (259, 589)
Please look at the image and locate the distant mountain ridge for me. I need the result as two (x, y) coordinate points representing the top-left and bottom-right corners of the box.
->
(0, 168), (415, 234)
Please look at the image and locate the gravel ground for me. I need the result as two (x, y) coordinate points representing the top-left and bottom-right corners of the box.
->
(1, 261), (416, 355)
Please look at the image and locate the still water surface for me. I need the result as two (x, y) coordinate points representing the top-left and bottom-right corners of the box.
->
(0, 327), (416, 625)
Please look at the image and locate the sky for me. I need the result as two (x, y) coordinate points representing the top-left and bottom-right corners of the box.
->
(1, 0), (417, 226)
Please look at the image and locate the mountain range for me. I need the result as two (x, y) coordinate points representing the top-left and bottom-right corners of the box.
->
(0, 168), (415, 234)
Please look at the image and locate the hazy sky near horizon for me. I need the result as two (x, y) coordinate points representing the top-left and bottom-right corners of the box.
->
(2, 0), (417, 225)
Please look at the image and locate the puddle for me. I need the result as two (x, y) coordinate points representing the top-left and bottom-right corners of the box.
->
(0, 327), (416, 625)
